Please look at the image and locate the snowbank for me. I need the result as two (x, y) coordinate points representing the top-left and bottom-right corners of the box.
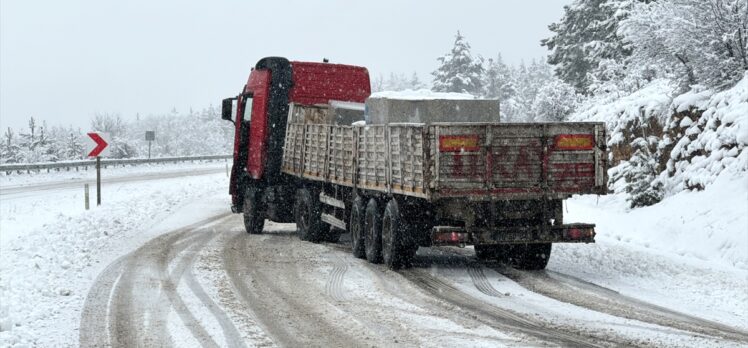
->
(567, 171), (748, 270)
(369, 89), (476, 100)
(554, 170), (748, 326)
(664, 73), (748, 192)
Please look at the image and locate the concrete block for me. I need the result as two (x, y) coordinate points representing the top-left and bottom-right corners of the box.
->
(365, 98), (500, 124)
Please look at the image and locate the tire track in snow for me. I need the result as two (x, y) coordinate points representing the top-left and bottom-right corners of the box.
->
(400, 268), (620, 348)
(80, 213), (238, 347)
(221, 231), (363, 347)
(495, 266), (748, 344)
(327, 242), (612, 346)
(466, 264), (505, 297)
(158, 230), (221, 348)
(434, 245), (748, 345)
(184, 259), (249, 348)
(324, 254), (349, 302)
(79, 257), (127, 347)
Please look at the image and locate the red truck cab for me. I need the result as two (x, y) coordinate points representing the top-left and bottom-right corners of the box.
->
(222, 57), (370, 214)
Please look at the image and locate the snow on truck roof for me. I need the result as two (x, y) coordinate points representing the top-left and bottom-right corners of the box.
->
(369, 89), (477, 100)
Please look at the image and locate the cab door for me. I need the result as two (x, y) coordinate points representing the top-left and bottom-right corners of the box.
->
(244, 69), (271, 180)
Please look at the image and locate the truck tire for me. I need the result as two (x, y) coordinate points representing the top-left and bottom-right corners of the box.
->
(243, 187), (265, 234)
(294, 188), (324, 242)
(508, 243), (552, 270)
(349, 196), (366, 259)
(382, 199), (416, 269)
(364, 198), (383, 264)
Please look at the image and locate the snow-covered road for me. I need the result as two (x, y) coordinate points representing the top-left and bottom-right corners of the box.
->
(78, 216), (748, 347)
(2, 166), (746, 347)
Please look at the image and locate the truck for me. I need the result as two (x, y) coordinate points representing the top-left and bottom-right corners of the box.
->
(221, 57), (607, 270)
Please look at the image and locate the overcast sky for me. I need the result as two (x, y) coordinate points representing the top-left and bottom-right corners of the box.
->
(1, 0), (570, 130)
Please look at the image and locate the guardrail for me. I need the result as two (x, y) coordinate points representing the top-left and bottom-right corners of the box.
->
(1, 155), (232, 175)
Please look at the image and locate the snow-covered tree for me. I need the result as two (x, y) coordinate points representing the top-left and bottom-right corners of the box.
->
(484, 54), (515, 101)
(542, 0), (640, 94)
(432, 31), (485, 95)
(409, 72), (426, 90)
(386, 73), (411, 91)
(62, 128), (84, 160)
(18, 117), (56, 162)
(505, 59), (555, 122)
(619, 0), (748, 91)
(371, 74), (385, 92)
(624, 137), (664, 207)
(372, 72), (427, 92)
(0, 127), (21, 163)
(531, 78), (579, 122)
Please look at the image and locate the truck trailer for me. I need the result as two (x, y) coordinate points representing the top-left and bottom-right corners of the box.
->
(221, 57), (607, 270)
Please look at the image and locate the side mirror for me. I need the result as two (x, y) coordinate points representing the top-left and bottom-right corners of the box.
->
(221, 98), (236, 122)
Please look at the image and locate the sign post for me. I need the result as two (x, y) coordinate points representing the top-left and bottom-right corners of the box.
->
(145, 131), (155, 159)
(84, 183), (90, 210)
(96, 156), (101, 206)
(85, 132), (110, 206)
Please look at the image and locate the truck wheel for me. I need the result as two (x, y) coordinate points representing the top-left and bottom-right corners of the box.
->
(294, 188), (324, 242)
(243, 187), (265, 234)
(364, 198), (383, 264)
(349, 196), (366, 259)
(382, 199), (416, 269)
(508, 243), (552, 270)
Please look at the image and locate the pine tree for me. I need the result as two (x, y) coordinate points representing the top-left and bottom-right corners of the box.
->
(371, 74), (384, 92)
(386, 72), (408, 91)
(409, 72), (425, 90)
(1, 127), (21, 163)
(484, 54), (516, 101)
(542, 0), (638, 94)
(624, 137), (664, 208)
(63, 128), (84, 160)
(19, 117), (53, 162)
(432, 31), (485, 95)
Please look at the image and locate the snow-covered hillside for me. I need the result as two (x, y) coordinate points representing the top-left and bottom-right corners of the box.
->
(570, 73), (747, 208)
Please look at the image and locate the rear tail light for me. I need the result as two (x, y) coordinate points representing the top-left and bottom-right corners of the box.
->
(439, 135), (480, 152)
(564, 227), (595, 240)
(434, 231), (469, 242)
(554, 134), (594, 150)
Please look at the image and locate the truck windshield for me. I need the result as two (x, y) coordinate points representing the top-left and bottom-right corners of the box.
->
(242, 96), (253, 122)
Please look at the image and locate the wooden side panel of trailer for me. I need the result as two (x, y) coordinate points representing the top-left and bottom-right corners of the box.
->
(282, 119), (606, 201)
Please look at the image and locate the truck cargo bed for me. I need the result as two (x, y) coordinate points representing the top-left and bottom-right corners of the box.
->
(282, 121), (607, 201)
